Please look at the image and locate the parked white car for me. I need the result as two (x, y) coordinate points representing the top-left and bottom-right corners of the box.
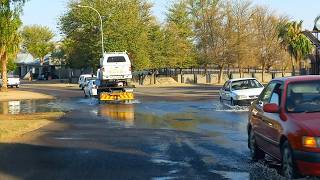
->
(83, 79), (98, 97)
(78, 74), (96, 89)
(219, 78), (264, 106)
(0, 76), (20, 88)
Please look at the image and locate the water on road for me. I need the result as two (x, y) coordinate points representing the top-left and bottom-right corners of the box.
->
(0, 97), (287, 179)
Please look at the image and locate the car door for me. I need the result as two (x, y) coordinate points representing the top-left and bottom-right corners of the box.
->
(260, 82), (283, 159)
(251, 82), (277, 151)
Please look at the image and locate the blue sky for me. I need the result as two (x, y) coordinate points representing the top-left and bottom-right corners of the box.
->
(21, 0), (320, 40)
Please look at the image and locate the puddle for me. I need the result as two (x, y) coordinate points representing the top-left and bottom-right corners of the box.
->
(0, 99), (69, 115)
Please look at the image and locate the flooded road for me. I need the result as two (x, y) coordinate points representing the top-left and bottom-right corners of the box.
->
(0, 87), (288, 180)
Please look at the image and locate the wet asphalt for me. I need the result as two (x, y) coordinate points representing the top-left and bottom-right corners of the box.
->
(0, 86), (297, 180)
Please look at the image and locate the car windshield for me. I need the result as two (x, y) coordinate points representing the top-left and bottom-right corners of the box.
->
(286, 81), (320, 113)
(231, 79), (263, 90)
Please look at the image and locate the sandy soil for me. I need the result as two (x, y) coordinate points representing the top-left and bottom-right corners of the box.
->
(23, 83), (78, 89)
(0, 89), (54, 101)
(0, 112), (64, 142)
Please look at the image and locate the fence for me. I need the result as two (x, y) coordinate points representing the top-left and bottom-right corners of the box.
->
(132, 68), (293, 85)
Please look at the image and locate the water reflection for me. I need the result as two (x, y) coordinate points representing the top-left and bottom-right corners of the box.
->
(0, 100), (64, 115)
(98, 104), (135, 126)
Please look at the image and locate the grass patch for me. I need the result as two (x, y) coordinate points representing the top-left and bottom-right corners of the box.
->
(0, 112), (64, 140)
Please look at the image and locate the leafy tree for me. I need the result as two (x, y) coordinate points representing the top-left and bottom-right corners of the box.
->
(188, 0), (220, 71)
(0, 0), (25, 91)
(60, 0), (154, 71)
(231, 0), (256, 77)
(164, 1), (196, 69)
(21, 25), (55, 65)
(252, 6), (288, 82)
(148, 24), (166, 69)
(279, 21), (313, 75)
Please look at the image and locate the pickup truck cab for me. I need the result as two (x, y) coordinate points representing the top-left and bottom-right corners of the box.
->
(248, 75), (320, 179)
(98, 52), (132, 80)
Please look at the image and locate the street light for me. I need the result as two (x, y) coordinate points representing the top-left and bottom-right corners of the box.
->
(77, 5), (105, 57)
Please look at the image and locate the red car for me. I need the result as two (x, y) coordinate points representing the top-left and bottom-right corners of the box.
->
(248, 75), (320, 179)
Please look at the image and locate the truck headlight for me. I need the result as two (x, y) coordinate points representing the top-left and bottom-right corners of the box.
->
(236, 95), (247, 100)
(302, 136), (320, 148)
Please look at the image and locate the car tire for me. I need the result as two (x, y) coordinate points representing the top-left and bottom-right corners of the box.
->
(281, 141), (299, 179)
(84, 91), (88, 98)
(231, 98), (237, 106)
(249, 129), (265, 161)
(16, 85), (19, 88)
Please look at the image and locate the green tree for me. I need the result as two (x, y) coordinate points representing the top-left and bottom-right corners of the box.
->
(60, 0), (154, 71)
(164, 1), (196, 69)
(279, 21), (313, 75)
(148, 24), (166, 69)
(21, 25), (55, 65)
(188, 0), (220, 71)
(0, 0), (25, 91)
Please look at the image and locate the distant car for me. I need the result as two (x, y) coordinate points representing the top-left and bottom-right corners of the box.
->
(78, 74), (96, 90)
(83, 79), (98, 97)
(0, 76), (20, 88)
(248, 75), (320, 179)
(219, 78), (264, 106)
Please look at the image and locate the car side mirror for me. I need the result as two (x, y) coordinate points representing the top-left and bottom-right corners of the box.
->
(263, 103), (279, 113)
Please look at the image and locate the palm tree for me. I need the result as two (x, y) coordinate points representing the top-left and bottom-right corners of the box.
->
(279, 21), (313, 75)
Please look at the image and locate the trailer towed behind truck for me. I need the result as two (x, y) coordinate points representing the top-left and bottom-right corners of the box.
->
(96, 52), (135, 102)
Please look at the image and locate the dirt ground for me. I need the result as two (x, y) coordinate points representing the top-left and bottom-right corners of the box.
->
(0, 89), (54, 101)
(0, 112), (65, 142)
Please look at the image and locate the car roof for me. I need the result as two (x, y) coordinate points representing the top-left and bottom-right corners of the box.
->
(272, 75), (320, 83)
(229, 78), (257, 82)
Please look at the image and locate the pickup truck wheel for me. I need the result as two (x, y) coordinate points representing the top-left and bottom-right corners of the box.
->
(282, 141), (299, 179)
(16, 85), (19, 88)
(249, 129), (265, 161)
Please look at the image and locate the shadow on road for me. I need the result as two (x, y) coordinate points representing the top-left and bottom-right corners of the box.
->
(0, 142), (170, 180)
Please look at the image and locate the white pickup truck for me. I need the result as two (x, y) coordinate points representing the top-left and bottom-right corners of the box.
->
(95, 52), (134, 101)
(0, 75), (20, 88)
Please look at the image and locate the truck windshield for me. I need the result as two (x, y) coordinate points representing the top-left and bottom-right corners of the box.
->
(286, 81), (320, 113)
(107, 56), (126, 63)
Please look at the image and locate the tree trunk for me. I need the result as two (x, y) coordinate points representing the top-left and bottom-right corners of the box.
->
(262, 63), (265, 83)
(291, 54), (296, 76)
(218, 65), (224, 84)
(239, 66), (243, 78)
(298, 58), (302, 75)
(38, 57), (44, 80)
(1, 51), (8, 92)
